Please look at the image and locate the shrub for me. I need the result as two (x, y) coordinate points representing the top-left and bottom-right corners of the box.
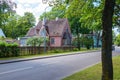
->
(82, 37), (93, 49)
(0, 41), (20, 58)
(50, 49), (63, 53)
(73, 48), (79, 51)
(27, 37), (44, 46)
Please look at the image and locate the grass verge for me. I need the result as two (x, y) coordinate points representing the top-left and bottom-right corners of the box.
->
(0, 48), (100, 60)
(63, 55), (120, 80)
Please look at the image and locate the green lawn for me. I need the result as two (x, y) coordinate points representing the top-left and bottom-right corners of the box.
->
(63, 55), (120, 80)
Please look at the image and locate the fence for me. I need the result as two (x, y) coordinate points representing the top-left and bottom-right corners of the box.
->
(0, 46), (74, 57)
(18, 46), (74, 56)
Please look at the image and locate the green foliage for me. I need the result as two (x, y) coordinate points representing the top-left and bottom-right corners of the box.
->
(72, 48), (79, 51)
(39, 4), (66, 20)
(113, 0), (120, 27)
(1, 11), (36, 39)
(82, 37), (93, 49)
(49, 49), (63, 53)
(72, 36), (93, 49)
(112, 30), (116, 44)
(0, 41), (19, 58)
(27, 37), (44, 46)
(115, 34), (120, 46)
(0, 0), (16, 36)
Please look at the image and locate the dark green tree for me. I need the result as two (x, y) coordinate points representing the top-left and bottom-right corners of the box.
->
(39, 4), (66, 20)
(0, 0), (16, 36)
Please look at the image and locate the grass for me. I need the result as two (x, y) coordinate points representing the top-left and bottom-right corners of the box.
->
(63, 55), (120, 80)
(0, 48), (100, 60)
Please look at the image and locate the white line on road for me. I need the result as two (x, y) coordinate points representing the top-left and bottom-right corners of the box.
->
(0, 67), (33, 75)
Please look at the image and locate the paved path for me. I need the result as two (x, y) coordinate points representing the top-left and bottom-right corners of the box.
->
(0, 47), (120, 80)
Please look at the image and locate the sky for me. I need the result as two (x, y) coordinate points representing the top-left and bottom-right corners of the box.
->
(12, 0), (51, 24)
(11, 0), (119, 35)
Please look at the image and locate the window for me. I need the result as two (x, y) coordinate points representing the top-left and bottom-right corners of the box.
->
(40, 28), (45, 37)
(51, 38), (55, 44)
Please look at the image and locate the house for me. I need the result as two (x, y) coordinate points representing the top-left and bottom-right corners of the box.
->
(0, 28), (6, 38)
(26, 18), (72, 47)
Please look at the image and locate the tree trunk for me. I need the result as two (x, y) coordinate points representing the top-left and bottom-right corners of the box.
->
(76, 25), (80, 50)
(102, 0), (115, 80)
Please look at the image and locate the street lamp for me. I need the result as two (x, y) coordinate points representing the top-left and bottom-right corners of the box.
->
(43, 6), (51, 53)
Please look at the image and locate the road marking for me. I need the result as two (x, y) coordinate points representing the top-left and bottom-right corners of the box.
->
(0, 67), (33, 75)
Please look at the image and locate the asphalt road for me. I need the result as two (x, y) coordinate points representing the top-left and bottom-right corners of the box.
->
(0, 47), (120, 80)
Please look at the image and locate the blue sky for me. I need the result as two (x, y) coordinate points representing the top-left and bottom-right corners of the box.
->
(13, 0), (50, 23)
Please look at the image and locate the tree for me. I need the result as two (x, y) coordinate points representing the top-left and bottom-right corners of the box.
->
(16, 12), (36, 37)
(102, 0), (115, 79)
(3, 12), (36, 38)
(4, 14), (20, 38)
(65, 0), (91, 50)
(39, 4), (66, 20)
(27, 37), (44, 46)
(50, 0), (116, 79)
(112, 30), (116, 44)
(0, 0), (16, 36)
(115, 34), (120, 46)
(113, 0), (120, 27)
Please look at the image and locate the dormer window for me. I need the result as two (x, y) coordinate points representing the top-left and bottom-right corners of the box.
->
(39, 28), (46, 37)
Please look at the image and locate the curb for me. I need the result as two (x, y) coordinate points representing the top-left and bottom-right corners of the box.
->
(0, 50), (100, 64)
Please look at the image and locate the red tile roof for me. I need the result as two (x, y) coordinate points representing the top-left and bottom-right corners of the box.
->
(26, 18), (71, 37)
(26, 27), (36, 37)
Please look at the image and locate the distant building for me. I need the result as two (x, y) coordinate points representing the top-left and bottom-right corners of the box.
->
(25, 18), (72, 47)
(0, 28), (6, 38)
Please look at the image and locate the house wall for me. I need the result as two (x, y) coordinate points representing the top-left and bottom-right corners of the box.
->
(19, 37), (29, 46)
(50, 37), (62, 47)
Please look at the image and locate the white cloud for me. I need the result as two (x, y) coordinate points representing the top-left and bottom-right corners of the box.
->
(15, 4), (24, 16)
(13, 0), (51, 24)
(15, 0), (41, 4)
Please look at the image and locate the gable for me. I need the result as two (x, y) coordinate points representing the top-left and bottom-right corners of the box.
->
(26, 18), (71, 37)
(45, 18), (70, 37)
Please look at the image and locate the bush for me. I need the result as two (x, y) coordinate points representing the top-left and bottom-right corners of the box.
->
(73, 48), (79, 51)
(49, 49), (63, 53)
(82, 37), (93, 49)
(27, 37), (46, 46)
(0, 41), (20, 58)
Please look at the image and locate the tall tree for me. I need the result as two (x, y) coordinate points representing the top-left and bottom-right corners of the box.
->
(4, 13), (20, 38)
(4, 12), (36, 38)
(39, 4), (66, 20)
(114, 0), (120, 27)
(16, 12), (36, 37)
(49, 0), (116, 79)
(0, 0), (16, 35)
(102, 0), (115, 80)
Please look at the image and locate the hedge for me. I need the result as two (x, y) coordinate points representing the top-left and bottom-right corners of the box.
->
(0, 41), (20, 58)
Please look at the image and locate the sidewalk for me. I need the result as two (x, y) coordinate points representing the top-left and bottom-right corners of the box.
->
(0, 50), (100, 64)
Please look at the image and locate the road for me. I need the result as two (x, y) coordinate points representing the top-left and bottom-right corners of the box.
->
(0, 47), (120, 80)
